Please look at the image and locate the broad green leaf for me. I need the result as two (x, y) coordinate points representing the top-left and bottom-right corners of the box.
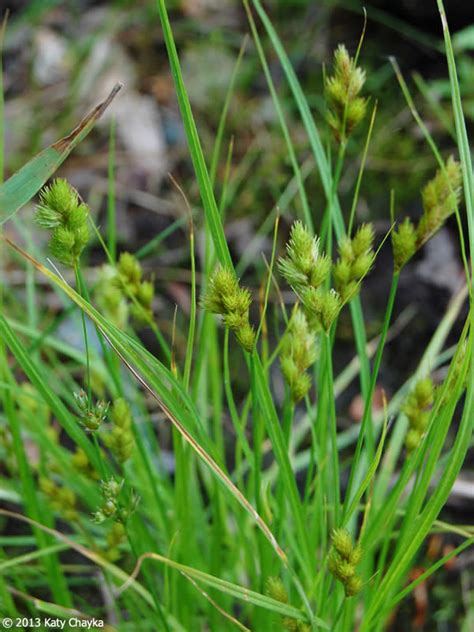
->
(0, 83), (122, 225)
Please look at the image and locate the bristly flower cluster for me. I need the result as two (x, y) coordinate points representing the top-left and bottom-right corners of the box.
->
(94, 252), (155, 328)
(93, 478), (139, 525)
(266, 577), (310, 632)
(93, 478), (124, 524)
(328, 528), (363, 597)
(403, 376), (434, 453)
(39, 476), (78, 521)
(333, 223), (375, 304)
(202, 267), (256, 352)
(325, 44), (367, 142)
(278, 221), (331, 293)
(279, 221), (340, 333)
(105, 521), (127, 562)
(280, 307), (317, 402)
(392, 157), (462, 271)
(104, 398), (135, 464)
(117, 252), (155, 322)
(280, 221), (374, 333)
(35, 178), (90, 267)
(74, 390), (109, 432)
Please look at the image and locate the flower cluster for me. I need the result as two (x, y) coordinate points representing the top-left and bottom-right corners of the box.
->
(266, 577), (310, 632)
(280, 308), (317, 402)
(116, 252), (154, 322)
(279, 221), (343, 333)
(403, 377), (434, 453)
(35, 178), (90, 267)
(392, 157), (462, 271)
(95, 253), (155, 327)
(39, 476), (78, 521)
(94, 265), (129, 329)
(333, 223), (375, 304)
(74, 390), (109, 432)
(328, 528), (363, 597)
(278, 221), (331, 293)
(71, 447), (99, 480)
(104, 398), (135, 464)
(105, 521), (127, 561)
(93, 478), (139, 525)
(202, 267), (256, 352)
(93, 478), (124, 524)
(325, 44), (367, 142)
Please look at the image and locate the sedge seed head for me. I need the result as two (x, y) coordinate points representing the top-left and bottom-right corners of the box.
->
(331, 528), (354, 558)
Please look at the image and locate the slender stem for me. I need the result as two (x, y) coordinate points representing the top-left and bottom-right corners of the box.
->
(74, 264), (92, 403)
(343, 272), (400, 520)
(107, 116), (116, 262)
(324, 332), (341, 526)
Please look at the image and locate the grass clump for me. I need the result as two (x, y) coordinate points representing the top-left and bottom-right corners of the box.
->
(0, 1), (473, 630)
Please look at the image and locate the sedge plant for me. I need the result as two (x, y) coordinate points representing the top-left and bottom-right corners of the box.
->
(0, 1), (473, 630)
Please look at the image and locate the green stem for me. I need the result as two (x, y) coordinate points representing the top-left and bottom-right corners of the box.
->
(74, 264), (92, 404)
(343, 272), (400, 522)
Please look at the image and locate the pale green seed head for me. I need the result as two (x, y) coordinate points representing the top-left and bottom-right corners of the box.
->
(332, 528), (353, 559)
(392, 217), (417, 271)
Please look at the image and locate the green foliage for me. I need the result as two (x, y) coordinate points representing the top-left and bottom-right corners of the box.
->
(0, 2), (473, 630)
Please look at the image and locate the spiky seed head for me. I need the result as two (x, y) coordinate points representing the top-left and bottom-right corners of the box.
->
(49, 227), (76, 265)
(414, 377), (434, 409)
(39, 178), (79, 216)
(352, 223), (374, 257)
(111, 398), (132, 429)
(136, 281), (154, 309)
(332, 528), (354, 558)
(266, 577), (288, 603)
(101, 478), (123, 500)
(338, 236), (354, 262)
(309, 252), (332, 288)
(345, 574), (363, 597)
(118, 252), (142, 285)
(333, 259), (351, 288)
(318, 289), (342, 332)
(335, 559), (356, 581)
(349, 544), (363, 566)
(325, 44), (367, 140)
(392, 217), (417, 271)
(405, 428), (421, 453)
(351, 252), (372, 280)
(236, 323), (256, 353)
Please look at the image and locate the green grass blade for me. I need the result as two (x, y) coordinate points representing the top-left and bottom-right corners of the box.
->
(120, 552), (326, 626)
(154, 0), (232, 269)
(0, 84), (121, 226)
(437, 0), (474, 268)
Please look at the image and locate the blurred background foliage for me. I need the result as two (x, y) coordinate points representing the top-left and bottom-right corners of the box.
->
(3, 0), (474, 384)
